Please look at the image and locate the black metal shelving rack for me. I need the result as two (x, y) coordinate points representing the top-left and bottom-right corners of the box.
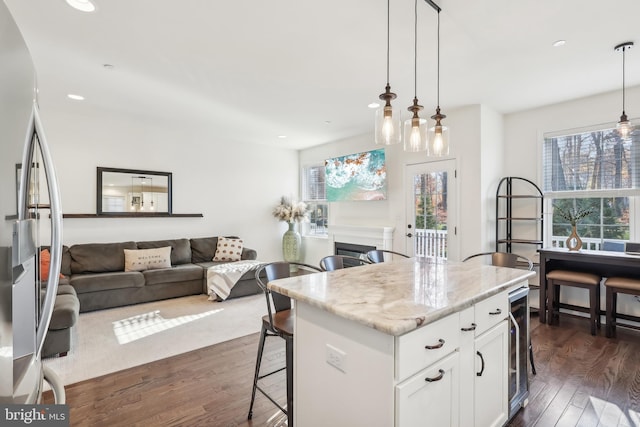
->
(495, 176), (544, 254)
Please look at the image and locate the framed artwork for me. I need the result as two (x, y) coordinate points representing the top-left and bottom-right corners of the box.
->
(325, 148), (387, 201)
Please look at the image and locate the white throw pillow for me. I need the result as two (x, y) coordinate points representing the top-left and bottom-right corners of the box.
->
(124, 247), (172, 272)
(213, 237), (244, 262)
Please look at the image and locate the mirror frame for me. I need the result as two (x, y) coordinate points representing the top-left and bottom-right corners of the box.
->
(97, 167), (172, 215)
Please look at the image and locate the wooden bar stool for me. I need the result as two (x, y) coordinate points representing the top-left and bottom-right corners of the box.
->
(604, 277), (640, 338)
(546, 270), (601, 335)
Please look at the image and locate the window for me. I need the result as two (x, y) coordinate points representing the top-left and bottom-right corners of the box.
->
(302, 165), (328, 236)
(543, 123), (639, 250)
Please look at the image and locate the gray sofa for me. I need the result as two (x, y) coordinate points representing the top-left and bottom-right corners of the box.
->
(60, 236), (260, 313)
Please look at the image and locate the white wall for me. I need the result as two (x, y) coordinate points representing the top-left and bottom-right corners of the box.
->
(299, 104), (504, 264)
(39, 104), (300, 262)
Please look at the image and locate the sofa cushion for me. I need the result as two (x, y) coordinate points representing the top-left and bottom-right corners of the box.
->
(143, 264), (203, 286)
(213, 237), (244, 262)
(137, 238), (192, 265)
(124, 247), (172, 272)
(69, 241), (137, 274)
(70, 271), (144, 294)
(49, 294), (79, 330)
(189, 237), (219, 263)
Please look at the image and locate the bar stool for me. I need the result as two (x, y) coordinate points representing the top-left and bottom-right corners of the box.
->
(604, 277), (640, 338)
(248, 261), (321, 426)
(546, 270), (601, 335)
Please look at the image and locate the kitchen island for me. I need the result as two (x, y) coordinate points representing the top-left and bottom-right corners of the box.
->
(268, 257), (535, 427)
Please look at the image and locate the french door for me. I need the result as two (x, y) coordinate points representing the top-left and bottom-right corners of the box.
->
(404, 160), (458, 260)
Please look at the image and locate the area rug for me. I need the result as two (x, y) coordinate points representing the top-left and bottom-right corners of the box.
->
(43, 294), (266, 386)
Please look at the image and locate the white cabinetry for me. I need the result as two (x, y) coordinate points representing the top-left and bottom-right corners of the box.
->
(294, 288), (515, 427)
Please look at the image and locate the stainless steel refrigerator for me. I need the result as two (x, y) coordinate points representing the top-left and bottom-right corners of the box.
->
(0, 0), (65, 405)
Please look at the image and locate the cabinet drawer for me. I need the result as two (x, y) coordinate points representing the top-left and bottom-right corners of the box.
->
(474, 291), (509, 336)
(396, 313), (460, 381)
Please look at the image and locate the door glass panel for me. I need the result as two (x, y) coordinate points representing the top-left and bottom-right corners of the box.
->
(406, 161), (455, 260)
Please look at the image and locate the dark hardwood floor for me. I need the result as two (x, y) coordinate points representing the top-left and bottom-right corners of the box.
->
(44, 313), (640, 426)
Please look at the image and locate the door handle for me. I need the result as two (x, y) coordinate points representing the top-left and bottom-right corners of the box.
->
(406, 233), (413, 238)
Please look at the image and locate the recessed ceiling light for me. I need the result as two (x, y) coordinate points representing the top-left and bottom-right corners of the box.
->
(278, 135), (287, 139)
(65, 0), (96, 13)
(103, 64), (114, 69)
(67, 94), (85, 101)
(324, 121), (332, 124)
(368, 102), (380, 109)
(552, 40), (566, 47)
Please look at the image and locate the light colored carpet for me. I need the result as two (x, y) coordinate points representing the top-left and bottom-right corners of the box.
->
(43, 294), (266, 386)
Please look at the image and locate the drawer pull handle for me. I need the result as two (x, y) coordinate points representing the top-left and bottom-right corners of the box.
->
(476, 351), (485, 376)
(461, 323), (477, 332)
(489, 308), (502, 315)
(425, 339), (445, 350)
(425, 369), (445, 382)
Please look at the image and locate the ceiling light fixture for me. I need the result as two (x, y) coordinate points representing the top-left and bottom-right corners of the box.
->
(67, 94), (85, 101)
(375, 0), (402, 145)
(404, 0), (427, 152)
(552, 40), (566, 47)
(426, 0), (449, 157)
(65, 0), (96, 13)
(615, 41), (634, 139)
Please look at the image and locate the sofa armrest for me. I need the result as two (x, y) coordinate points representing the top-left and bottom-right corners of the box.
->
(241, 247), (257, 260)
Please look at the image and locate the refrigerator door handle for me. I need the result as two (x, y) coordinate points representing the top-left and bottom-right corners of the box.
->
(26, 104), (64, 357)
(508, 311), (520, 398)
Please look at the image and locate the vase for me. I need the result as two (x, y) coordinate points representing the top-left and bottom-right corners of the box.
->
(282, 222), (302, 268)
(566, 225), (582, 251)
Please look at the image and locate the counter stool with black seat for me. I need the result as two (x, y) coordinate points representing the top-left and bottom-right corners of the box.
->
(546, 270), (602, 335)
(248, 261), (321, 427)
(604, 277), (640, 338)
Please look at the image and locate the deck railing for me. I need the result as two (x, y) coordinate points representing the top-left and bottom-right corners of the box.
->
(414, 229), (448, 259)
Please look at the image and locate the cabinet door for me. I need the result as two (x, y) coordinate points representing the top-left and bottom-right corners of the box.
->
(474, 320), (508, 427)
(396, 352), (459, 427)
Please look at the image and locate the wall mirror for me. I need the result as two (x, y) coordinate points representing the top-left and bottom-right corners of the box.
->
(97, 167), (172, 215)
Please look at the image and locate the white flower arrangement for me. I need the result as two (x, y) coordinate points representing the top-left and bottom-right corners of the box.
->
(272, 196), (309, 223)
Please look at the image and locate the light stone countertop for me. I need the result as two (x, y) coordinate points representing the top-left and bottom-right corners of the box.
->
(268, 257), (536, 336)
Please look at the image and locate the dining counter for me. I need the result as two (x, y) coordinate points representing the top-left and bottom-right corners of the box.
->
(269, 256), (535, 336)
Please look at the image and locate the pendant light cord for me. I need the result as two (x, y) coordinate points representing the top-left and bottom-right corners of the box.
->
(622, 46), (626, 113)
(413, 0), (418, 98)
(386, 0), (390, 85)
(436, 10), (440, 107)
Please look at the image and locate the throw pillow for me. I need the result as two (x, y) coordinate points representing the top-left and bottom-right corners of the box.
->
(39, 249), (64, 282)
(124, 247), (172, 272)
(213, 237), (244, 262)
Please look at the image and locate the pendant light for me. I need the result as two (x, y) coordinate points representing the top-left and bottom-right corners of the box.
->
(404, 0), (427, 152)
(375, 0), (402, 145)
(426, 1), (449, 156)
(615, 41), (634, 139)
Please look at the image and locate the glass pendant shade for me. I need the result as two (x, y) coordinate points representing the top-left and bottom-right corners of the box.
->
(618, 113), (633, 139)
(428, 107), (449, 156)
(428, 122), (449, 156)
(403, 100), (427, 152)
(375, 89), (402, 145)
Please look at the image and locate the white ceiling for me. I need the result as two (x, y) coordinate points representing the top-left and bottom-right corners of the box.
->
(5, 0), (640, 150)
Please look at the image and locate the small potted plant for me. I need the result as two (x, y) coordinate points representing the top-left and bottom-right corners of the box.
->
(553, 204), (594, 251)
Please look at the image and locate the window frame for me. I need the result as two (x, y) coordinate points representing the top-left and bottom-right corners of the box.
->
(541, 121), (639, 249)
(301, 163), (328, 237)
